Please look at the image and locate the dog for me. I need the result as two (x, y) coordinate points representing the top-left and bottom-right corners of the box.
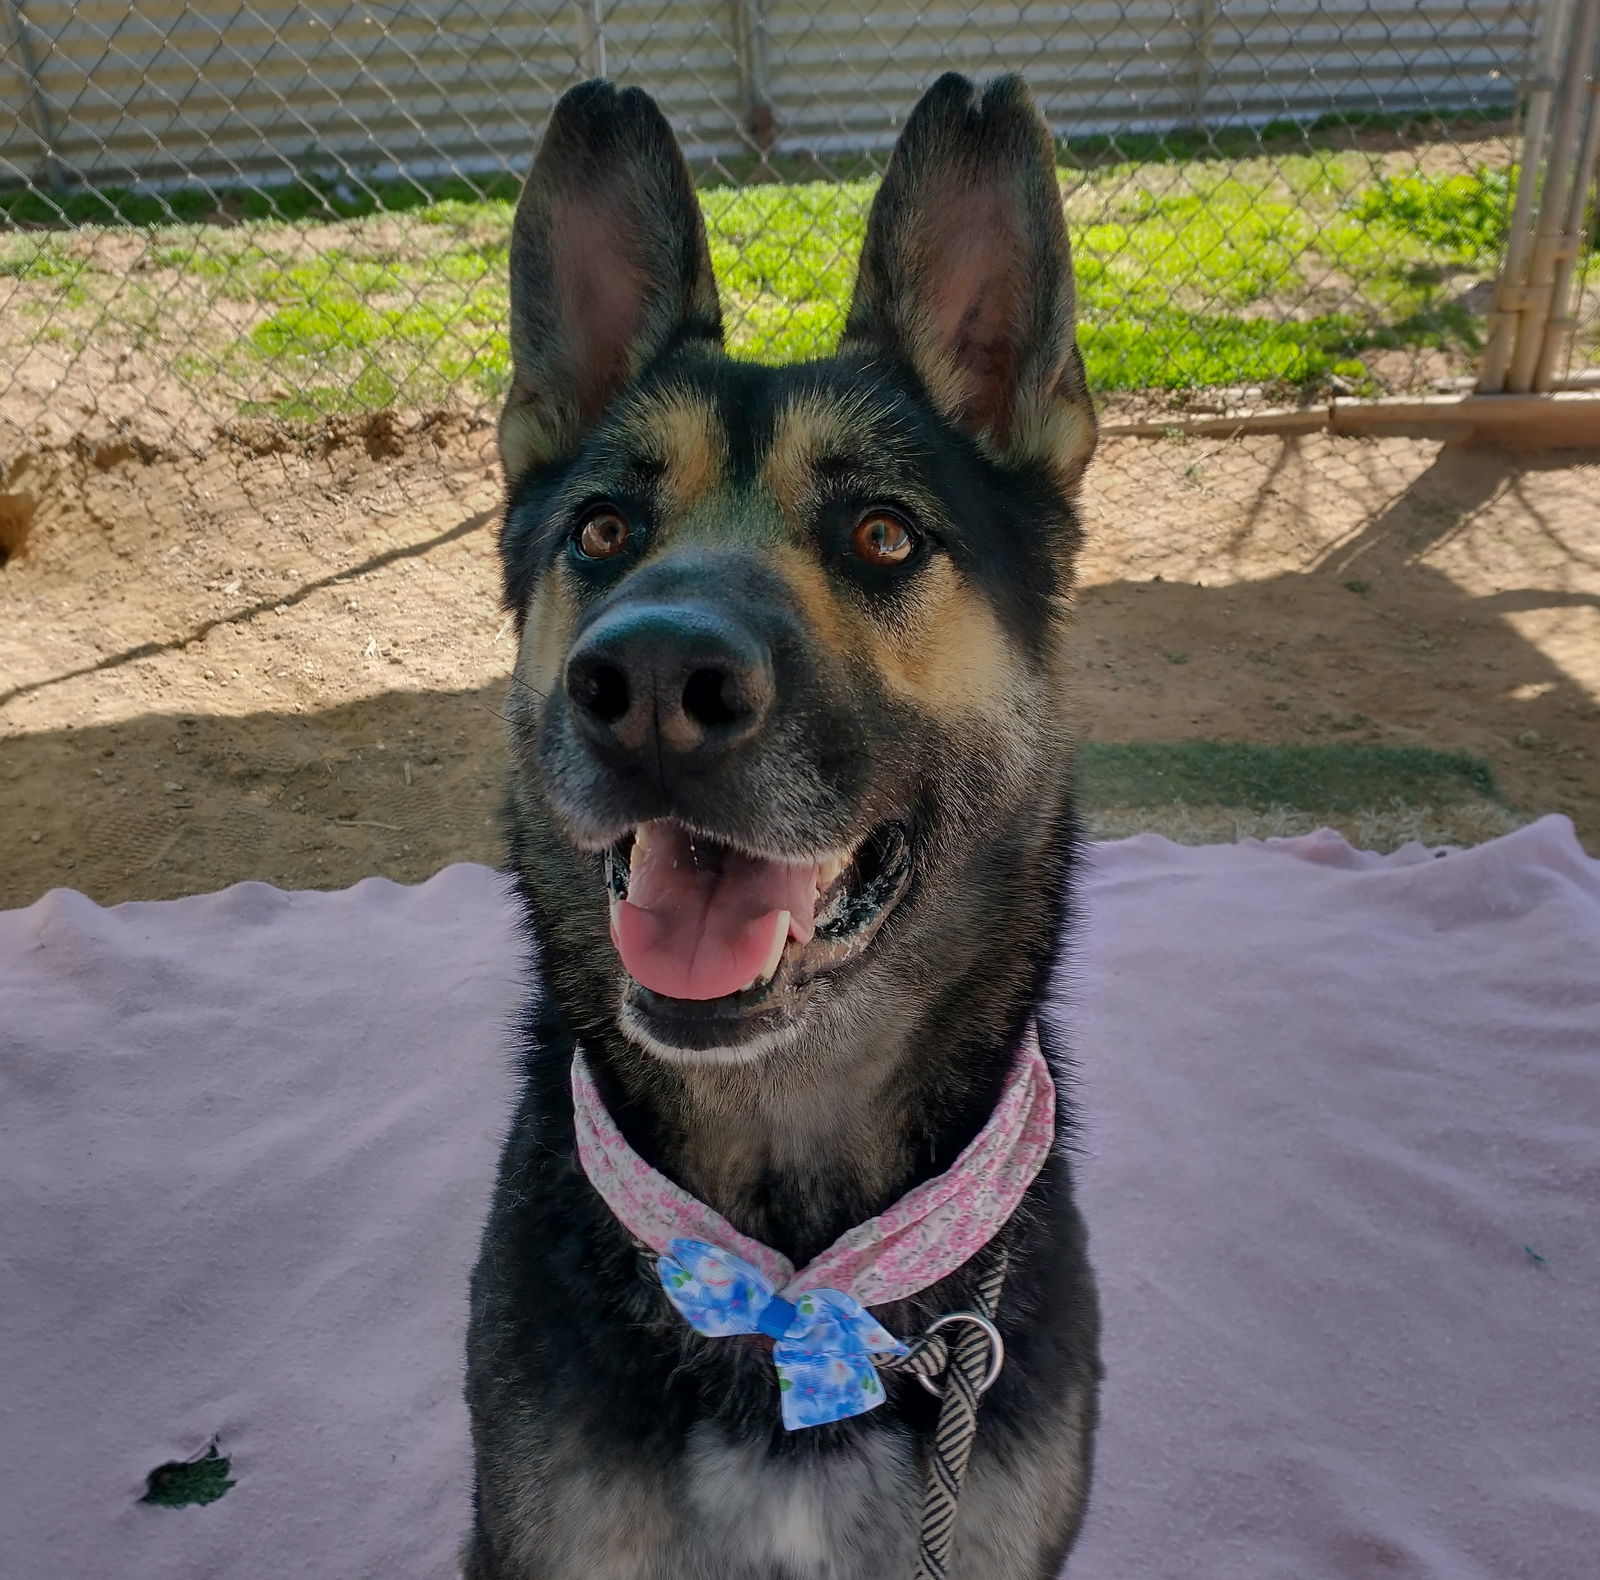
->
(465, 71), (1101, 1579)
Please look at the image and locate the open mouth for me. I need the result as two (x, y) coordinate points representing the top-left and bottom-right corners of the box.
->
(602, 818), (912, 1052)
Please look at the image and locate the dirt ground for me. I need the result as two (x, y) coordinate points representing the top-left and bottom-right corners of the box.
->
(2, 413), (1597, 911)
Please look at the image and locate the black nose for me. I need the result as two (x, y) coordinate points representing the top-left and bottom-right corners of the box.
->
(564, 603), (775, 762)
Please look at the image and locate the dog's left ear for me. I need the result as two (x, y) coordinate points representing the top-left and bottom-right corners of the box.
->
(843, 74), (1095, 487)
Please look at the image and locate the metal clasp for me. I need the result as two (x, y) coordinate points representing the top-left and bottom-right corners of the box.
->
(916, 1310), (1005, 1397)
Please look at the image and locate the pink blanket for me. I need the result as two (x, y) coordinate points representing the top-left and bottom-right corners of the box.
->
(2, 819), (1596, 1578)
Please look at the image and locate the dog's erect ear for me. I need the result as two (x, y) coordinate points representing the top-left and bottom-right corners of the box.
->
(499, 80), (723, 478)
(843, 74), (1095, 485)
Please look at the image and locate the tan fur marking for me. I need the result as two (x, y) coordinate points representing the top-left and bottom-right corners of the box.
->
(872, 558), (1019, 715)
(769, 545), (855, 663)
(774, 539), (1020, 718)
(902, 309), (973, 429)
(516, 566), (580, 702)
(625, 391), (724, 517)
(497, 400), (542, 482)
(762, 396), (860, 518)
(1011, 396), (1097, 488)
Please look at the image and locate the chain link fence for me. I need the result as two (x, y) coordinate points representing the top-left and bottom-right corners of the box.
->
(2, 1), (1597, 460)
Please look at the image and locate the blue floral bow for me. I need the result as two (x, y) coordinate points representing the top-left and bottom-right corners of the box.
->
(658, 1238), (909, 1429)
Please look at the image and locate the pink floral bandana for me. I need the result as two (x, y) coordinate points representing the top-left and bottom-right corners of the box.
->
(571, 1027), (1056, 1307)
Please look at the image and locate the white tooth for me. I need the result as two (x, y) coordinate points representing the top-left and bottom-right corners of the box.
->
(629, 827), (650, 878)
(816, 853), (847, 890)
(756, 911), (789, 985)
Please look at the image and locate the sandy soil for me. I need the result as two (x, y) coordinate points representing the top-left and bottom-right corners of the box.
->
(2, 415), (1597, 911)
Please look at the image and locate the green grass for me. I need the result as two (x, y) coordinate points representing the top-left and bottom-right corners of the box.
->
(701, 160), (1519, 385)
(4, 129), (1566, 418)
(1077, 741), (1499, 813)
(1344, 168), (1514, 265)
(1053, 105), (1513, 170)
(704, 181), (869, 364)
(0, 171), (527, 229)
(0, 236), (82, 279)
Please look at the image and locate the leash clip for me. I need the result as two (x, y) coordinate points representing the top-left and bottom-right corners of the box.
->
(916, 1310), (1005, 1397)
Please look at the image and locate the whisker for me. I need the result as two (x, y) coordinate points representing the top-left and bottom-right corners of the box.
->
(505, 671), (553, 705)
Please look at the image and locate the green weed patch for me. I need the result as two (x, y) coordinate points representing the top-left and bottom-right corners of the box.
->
(1078, 741), (1499, 813)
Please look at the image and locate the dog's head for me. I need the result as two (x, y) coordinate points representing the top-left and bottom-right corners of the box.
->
(498, 74), (1094, 1064)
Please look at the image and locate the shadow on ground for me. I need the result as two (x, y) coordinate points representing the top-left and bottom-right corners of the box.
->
(2, 442), (1596, 910)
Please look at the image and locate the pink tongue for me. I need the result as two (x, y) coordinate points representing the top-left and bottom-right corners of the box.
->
(610, 821), (819, 1001)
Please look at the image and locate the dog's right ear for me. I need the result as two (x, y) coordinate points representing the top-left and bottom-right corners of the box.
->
(499, 81), (723, 480)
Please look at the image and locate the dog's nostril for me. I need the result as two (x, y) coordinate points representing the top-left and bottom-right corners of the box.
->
(573, 660), (630, 723)
(682, 667), (742, 730)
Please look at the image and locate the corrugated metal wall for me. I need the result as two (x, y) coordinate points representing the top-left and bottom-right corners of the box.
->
(2, 0), (1534, 191)
(761, 1), (1535, 151)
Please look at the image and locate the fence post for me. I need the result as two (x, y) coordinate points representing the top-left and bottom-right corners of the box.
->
(1506, 0), (1600, 392)
(1533, 62), (1600, 386)
(1480, 0), (1572, 390)
(3, 0), (66, 190)
(730, 0), (776, 156)
(1189, 0), (1218, 128)
(573, 0), (606, 79)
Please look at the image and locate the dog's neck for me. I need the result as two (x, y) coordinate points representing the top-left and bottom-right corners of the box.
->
(583, 971), (1036, 1267)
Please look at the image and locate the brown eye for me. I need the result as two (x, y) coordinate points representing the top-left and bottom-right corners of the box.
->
(574, 508), (630, 561)
(851, 510), (916, 568)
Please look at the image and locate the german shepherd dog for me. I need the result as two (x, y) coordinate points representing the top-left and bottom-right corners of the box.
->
(466, 71), (1101, 1579)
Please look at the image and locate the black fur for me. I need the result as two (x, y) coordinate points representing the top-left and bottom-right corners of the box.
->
(467, 73), (1101, 1579)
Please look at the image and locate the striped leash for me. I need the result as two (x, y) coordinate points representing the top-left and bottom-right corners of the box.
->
(877, 1245), (1010, 1580)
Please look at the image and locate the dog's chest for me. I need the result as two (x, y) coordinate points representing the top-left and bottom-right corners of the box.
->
(682, 1424), (916, 1577)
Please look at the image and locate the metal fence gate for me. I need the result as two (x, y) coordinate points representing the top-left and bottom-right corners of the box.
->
(3, 1), (1598, 456)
